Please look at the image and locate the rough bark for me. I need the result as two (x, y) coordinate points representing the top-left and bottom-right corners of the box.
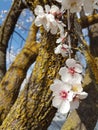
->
(0, 0), (98, 129)
(78, 14), (98, 28)
(0, 23), (39, 124)
(0, 0), (26, 81)
(0, 29), (66, 129)
(61, 110), (87, 130)
(61, 70), (98, 130)
(61, 16), (98, 130)
(89, 23), (98, 57)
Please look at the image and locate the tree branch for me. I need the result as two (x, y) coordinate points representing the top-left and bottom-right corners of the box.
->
(0, 0), (26, 81)
(0, 23), (39, 124)
(78, 14), (98, 28)
(0, 28), (66, 129)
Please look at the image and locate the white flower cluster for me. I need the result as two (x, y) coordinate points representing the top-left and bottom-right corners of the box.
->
(56, 0), (98, 13)
(34, 5), (65, 34)
(50, 58), (88, 114)
(34, 1), (91, 114)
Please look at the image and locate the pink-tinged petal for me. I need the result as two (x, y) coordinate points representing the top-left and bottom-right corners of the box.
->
(62, 44), (69, 49)
(52, 96), (62, 108)
(66, 58), (76, 68)
(78, 92), (88, 99)
(45, 5), (50, 13)
(34, 5), (44, 15)
(70, 99), (79, 111)
(75, 64), (82, 73)
(58, 100), (70, 114)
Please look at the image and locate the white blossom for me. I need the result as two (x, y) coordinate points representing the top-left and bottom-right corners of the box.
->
(83, 0), (98, 13)
(70, 84), (88, 110)
(55, 0), (83, 13)
(54, 44), (69, 57)
(50, 79), (73, 114)
(56, 32), (68, 44)
(59, 58), (83, 84)
(83, 0), (94, 13)
(34, 5), (65, 34)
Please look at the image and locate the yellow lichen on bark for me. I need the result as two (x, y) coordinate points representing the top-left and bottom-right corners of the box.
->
(61, 111), (87, 130)
(0, 29), (66, 129)
(0, 23), (39, 124)
(81, 38), (98, 88)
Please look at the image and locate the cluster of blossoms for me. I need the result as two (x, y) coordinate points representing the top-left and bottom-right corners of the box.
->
(34, 5), (65, 34)
(50, 58), (88, 114)
(56, 0), (98, 13)
(33, 0), (94, 114)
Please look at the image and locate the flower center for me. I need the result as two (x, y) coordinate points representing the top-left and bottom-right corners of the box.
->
(60, 90), (68, 99)
(71, 2), (77, 7)
(61, 46), (67, 51)
(68, 67), (75, 75)
(72, 86), (78, 92)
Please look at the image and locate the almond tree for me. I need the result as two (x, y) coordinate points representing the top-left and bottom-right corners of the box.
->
(0, 0), (98, 130)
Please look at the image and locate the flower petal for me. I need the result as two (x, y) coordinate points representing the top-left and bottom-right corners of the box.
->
(45, 5), (50, 13)
(75, 63), (83, 73)
(54, 45), (62, 54)
(56, 38), (62, 43)
(58, 100), (70, 114)
(66, 58), (76, 68)
(55, 0), (62, 3)
(34, 17), (42, 26)
(83, 0), (93, 13)
(59, 66), (68, 76)
(50, 5), (59, 13)
(78, 92), (88, 99)
(34, 5), (44, 15)
(70, 99), (79, 111)
(72, 73), (83, 84)
(67, 91), (74, 101)
(52, 96), (62, 108)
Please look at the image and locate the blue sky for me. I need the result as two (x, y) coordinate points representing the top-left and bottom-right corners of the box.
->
(0, 0), (33, 68)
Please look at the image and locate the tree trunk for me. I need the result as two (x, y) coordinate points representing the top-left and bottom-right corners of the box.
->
(0, 29), (66, 129)
(0, 23), (39, 124)
(0, 0), (26, 81)
(89, 23), (98, 57)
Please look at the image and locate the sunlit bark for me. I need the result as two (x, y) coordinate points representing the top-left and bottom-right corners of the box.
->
(0, 0), (98, 129)
(0, 23), (39, 124)
(0, 29), (66, 129)
(0, 0), (26, 81)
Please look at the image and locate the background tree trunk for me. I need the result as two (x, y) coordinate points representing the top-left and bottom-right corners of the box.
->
(0, 0), (26, 81)
(0, 23), (39, 124)
(0, 0), (98, 129)
(0, 29), (67, 129)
